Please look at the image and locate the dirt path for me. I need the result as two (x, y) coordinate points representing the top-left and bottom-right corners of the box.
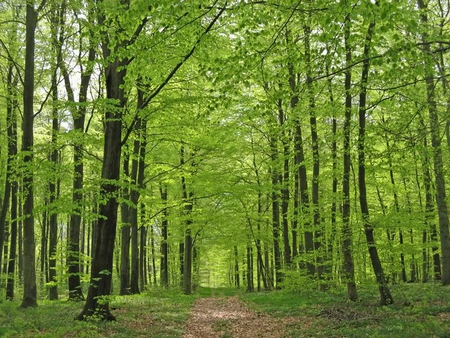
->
(183, 296), (297, 338)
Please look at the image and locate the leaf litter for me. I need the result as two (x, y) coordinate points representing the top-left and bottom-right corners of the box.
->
(183, 296), (301, 338)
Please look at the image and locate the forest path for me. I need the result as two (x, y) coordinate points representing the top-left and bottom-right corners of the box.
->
(182, 295), (297, 338)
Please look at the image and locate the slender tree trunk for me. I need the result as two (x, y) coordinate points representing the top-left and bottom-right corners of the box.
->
(418, 0), (450, 285)
(128, 90), (146, 294)
(18, 191), (23, 284)
(357, 11), (393, 305)
(181, 146), (194, 295)
(270, 134), (282, 287)
(139, 207), (147, 290)
(327, 57), (338, 283)
(120, 153), (131, 295)
(304, 22), (323, 283)
(383, 119), (406, 283)
(0, 63), (15, 281)
(6, 66), (18, 300)
(277, 102), (291, 266)
(48, 66), (59, 301)
(342, 10), (358, 301)
(246, 240), (254, 292)
(160, 184), (169, 288)
(151, 225), (157, 286)
(288, 64), (313, 274)
(62, 14), (95, 299)
(234, 246), (240, 288)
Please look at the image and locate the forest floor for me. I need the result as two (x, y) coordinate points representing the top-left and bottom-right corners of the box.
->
(1, 283), (450, 337)
(183, 295), (299, 338)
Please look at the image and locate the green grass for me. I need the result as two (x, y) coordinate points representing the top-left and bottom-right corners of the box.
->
(0, 288), (196, 337)
(1, 284), (449, 337)
(240, 282), (450, 337)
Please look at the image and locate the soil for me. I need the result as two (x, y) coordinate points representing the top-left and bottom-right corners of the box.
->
(183, 296), (297, 338)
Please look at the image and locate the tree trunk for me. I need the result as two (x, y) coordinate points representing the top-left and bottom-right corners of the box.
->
(342, 10), (358, 301)
(181, 146), (194, 295)
(288, 62), (313, 274)
(129, 98), (146, 294)
(48, 66), (59, 301)
(160, 184), (169, 288)
(277, 101), (291, 267)
(357, 11), (393, 305)
(120, 153), (131, 295)
(270, 134), (282, 287)
(418, 0), (450, 285)
(21, 1), (38, 309)
(62, 15), (95, 299)
(234, 246), (240, 288)
(246, 241), (254, 292)
(6, 61), (18, 300)
(304, 22), (323, 283)
(139, 207), (147, 290)
(78, 3), (127, 317)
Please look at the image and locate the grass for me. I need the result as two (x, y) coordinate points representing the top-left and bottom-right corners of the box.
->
(0, 283), (449, 337)
(240, 282), (450, 337)
(0, 288), (196, 337)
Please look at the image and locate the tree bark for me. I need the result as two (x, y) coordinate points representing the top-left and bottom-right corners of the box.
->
(160, 184), (169, 288)
(357, 10), (393, 305)
(78, 0), (128, 318)
(6, 61), (18, 300)
(21, 1), (39, 309)
(342, 10), (358, 301)
(181, 146), (194, 295)
(270, 134), (282, 287)
(287, 61), (313, 274)
(120, 153), (131, 295)
(62, 8), (96, 298)
(418, 0), (450, 285)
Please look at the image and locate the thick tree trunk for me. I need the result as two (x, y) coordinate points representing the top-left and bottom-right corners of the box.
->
(77, 105), (123, 319)
(78, 10), (127, 317)
(21, 2), (38, 309)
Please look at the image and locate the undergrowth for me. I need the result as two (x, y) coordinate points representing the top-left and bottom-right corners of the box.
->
(240, 282), (450, 337)
(0, 288), (195, 337)
(0, 283), (449, 337)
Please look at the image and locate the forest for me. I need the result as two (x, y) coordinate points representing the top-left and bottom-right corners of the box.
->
(0, 0), (450, 336)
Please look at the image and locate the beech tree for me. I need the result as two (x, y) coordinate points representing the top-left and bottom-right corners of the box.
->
(2, 0), (450, 316)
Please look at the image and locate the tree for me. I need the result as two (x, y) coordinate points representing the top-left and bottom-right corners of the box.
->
(417, 0), (450, 285)
(21, 0), (47, 309)
(357, 1), (393, 305)
(342, 5), (358, 302)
